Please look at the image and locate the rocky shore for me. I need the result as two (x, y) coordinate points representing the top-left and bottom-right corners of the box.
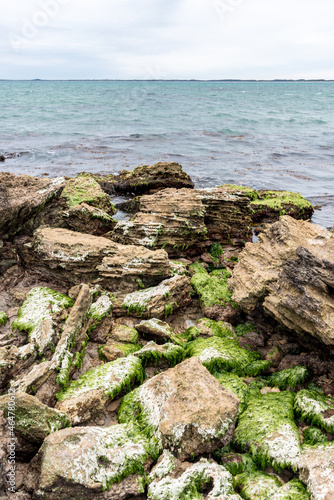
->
(0, 162), (333, 500)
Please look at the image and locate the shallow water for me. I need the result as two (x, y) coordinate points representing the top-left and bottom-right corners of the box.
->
(0, 81), (333, 227)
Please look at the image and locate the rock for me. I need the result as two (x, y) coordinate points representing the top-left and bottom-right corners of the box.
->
(183, 317), (235, 341)
(135, 318), (174, 343)
(0, 346), (22, 389)
(148, 450), (240, 500)
(236, 471), (309, 500)
(120, 275), (191, 319)
(27, 424), (152, 499)
(61, 173), (116, 214)
(299, 443), (334, 500)
(62, 202), (117, 235)
(214, 372), (261, 414)
(294, 389), (334, 433)
(231, 216), (334, 347)
(112, 187), (252, 256)
(118, 357), (239, 460)
(134, 342), (185, 368)
(0, 173), (65, 239)
(99, 340), (141, 362)
(190, 264), (239, 324)
(55, 355), (145, 424)
(0, 392), (69, 451)
(234, 392), (301, 470)
(111, 325), (139, 343)
(20, 227), (171, 293)
(0, 154), (5, 162)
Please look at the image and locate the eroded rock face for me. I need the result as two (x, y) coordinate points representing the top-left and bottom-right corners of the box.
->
(119, 357), (239, 460)
(112, 187), (252, 256)
(299, 443), (334, 500)
(28, 424), (152, 499)
(62, 202), (117, 236)
(0, 173), (65, 239)
(231, 216), (334, 347)
(19, 227), (171, 293)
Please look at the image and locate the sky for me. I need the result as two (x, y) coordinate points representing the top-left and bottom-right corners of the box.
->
(1, 0), (334, 80)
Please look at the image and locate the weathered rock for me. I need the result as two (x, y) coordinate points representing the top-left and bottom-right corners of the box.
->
(56, 356), (145, 424)
(231, 216), (334, 347)
(27, 424), (152, 499)
(62, 202), (117, 235)
(134, 342), (185, 368)
(119, 357), (239, 460)
(111, 325), (139, 343)
(236, 471), (309, 500)
(99, 340), (141, 362)
(0, 173), (65, 239)
(112, 187), (252, 256)
(135, 318), (175, 343)
(299, 443), (334, 500)
(20, 227), (171, 293)
(119, 275), (191, 319)
(295, 389), (334, 432)
(148, 450), (240, 500)
(61, 173), (116, 213)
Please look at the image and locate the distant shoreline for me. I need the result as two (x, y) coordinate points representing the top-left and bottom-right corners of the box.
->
(1, 79), (334, 83)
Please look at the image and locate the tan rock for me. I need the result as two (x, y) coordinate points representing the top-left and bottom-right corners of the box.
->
(299, 443), (334, 499)
(135, 318), (174, 343)
(62, 202), (117, 235)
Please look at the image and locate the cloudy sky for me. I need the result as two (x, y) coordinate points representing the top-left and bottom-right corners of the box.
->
(1, 0), (334, 80)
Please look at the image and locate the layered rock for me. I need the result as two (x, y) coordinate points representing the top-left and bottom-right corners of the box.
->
(118, 357), (239, 460)
(19, 227), (171, 293)
(230, 216), (334, 347)
(112, 187), (252, 256)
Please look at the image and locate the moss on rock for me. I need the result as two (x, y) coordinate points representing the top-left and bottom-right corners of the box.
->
(134, 341), (185, 367)
(302, 427), (329, 446)
(0, 312), (7, 326)
(236, 472), (310, 500)
(213, 372), (261, 414)
(190, 264), (237, 310)
(61, 173), (116, 213)
(294, 389), (334, 432)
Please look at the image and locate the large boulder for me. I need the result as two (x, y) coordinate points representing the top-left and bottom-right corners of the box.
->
(230, 216), (334, 347)
(118, 357), (239, 460)
(27, 424), (153, 499)
(0, 173), (64, 239)
(19, 227), (171, 293)
(112, 187), (252, 256)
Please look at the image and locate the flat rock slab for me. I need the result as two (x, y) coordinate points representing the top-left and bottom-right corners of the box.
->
(119, 357), (239, 460)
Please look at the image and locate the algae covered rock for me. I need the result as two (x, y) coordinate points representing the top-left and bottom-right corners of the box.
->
(56, 355), (145, 424)
(136, 318), (175, 343)
(99, 340), (141, 362)
(30, 423), (152, 499)
(236, 472), (309, 500)
(299, 442), (334, 500)
(266, 365), (310, 390)
(111, 324), (139, 343)
(119, 357), (239, 460)
(61, 173), (116, 213)
(234, 391), (301, 470)
(294, 389), (334, 432)
(134, 341), (185, 367)
(148, 450), (240, 500)
(120, 275), (191, 319)
(214, 372), (261, 414)
(0, 312), (7, 326)
(62, 202), (117, 235)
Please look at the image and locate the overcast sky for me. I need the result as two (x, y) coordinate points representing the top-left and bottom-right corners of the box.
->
(1, 0), (333, 80)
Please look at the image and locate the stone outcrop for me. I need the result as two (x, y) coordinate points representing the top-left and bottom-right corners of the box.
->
(112, 187), (252, 256)
(119, 357), (239, 460)
(230, 216), (334, 347)
(0, 173), (65, 239)
(19, 227), (171, 293)
(62, 202), (117, 235)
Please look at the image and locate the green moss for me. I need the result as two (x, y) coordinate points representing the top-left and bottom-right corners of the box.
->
(266, 365), (310, 390)
(209, 242), (223, 263)
(251, 190), (313, 217)
(0, 312), (7, 327)
(164, 302), (173, 318)
(179, 318), (235, 344)
(61, 173), (115, 212)
(236, 472), (310, 500)
(219, 184), (258, 201)
(56, 355), (145, 403)
(234, 322), (258, 337)
(213, 372), (261, 413)
(190, 265), (238, 310)
(134, 342), (185, 367)
(234, 392), (301, 471)
(98, 342), (142, 361)
(302, 426), (328, 446)
(294, 389), (334, 432)
(185, 336), (271, 377)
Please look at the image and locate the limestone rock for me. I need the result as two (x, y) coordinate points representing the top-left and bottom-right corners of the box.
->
(136, 318), (174, 343)
(112, 187), (252, 256)
(56, 355), (145, 424)
(20, 227), (171, 293)
(28, 424), (152, 499)
(119, 275), (191, 319)
(299, 443), (334, 500)
(231, 216), (334, 347)
(119, 357), (239, 460)
(236, 471), (309, 500)
(99, 340), (141, 362)
(61, 173), (116, 214)
(111, 325), (139, 343)
(62, 202), (117, 235)
(0, 173), (65, 238)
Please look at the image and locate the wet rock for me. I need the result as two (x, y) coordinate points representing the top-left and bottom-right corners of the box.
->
(299, 443), (334, 499)
(56, 355), (145, 424)
(119, 275), (191, 319)
(231, 216), (334, 347)
(135, 318), (174, 343)
(20, 227), (171, 293)
(27, 424), (152, 499)
(0, 173), (65, 239)
(99, 340), (141, 362)
(148, 450), (240, 500)
(119, 357), (239, 460)
(295, 389), (334, 433)
(112, 187), (252, 256)
(134, 342), (185, 368)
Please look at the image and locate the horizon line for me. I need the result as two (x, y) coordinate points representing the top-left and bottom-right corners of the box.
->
(1, 78), (334, 82)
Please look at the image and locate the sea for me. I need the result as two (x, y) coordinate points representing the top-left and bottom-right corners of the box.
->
(0, 80), (333, 228)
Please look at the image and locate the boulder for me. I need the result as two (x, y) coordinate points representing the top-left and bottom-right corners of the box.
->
(0, 173), (64, 238)
(118, 357), (239, 460)
(236, 471), (309, 500)
(27, 424), (152, 499)
(112, 187), (252, 256)
(20, 227), (171, 293)
(134, 342), (185, 368)
(119, 275), (191, 319)
(60, 173), (116, 214)
(99, 340), (141, 362)
(135, 318), (175, 343)
(230, 216), (334, 347)
(299, 443), (334, 500)
(62, 202), (117, 235)
(111, 325), (139, 343)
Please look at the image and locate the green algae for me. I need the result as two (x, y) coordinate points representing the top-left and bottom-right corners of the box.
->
(219, 184), (258, 201)
(88, 293), (113, 333)
(190, 265), (238, 310)
(98, 342), (142, 361)
(214, 452), (257, 477)
(134, 342), (185, 367)
(234, 322), (258, 337)
(209, 242), (224, 263)
(180, 318), (235, 343)
(302, 426), (329, 446)
(251, 190), (313, 217)
(56, 355), (145, 403)
(213, 372), (261, 414)
(185, 336), (271, 377)
(0, 312), (7, 327)
(294, 389), (334, 432)
(61, 173), (115, 212)
(266, 365), (310, 390)
(234, 392), (301, 471)
(236, 472), (310, 500)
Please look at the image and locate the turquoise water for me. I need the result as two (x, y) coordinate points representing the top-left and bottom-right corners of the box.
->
(0, 81), (333, 227)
